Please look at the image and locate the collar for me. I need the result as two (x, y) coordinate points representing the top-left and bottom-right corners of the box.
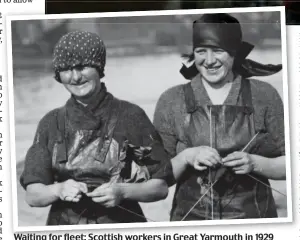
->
(190, 74), (242, 107)
(65, 83), (114, 130)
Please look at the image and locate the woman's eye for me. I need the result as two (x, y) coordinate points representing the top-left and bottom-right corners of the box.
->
(75, 66), (84, 71)
(214, 49), (224, 54)
(60, 69), (71, 74)
(196, 50), (206, 54)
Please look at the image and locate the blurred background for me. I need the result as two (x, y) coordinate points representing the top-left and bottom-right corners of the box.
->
(11, 11), (288, 226)
(45, 0), (300, 25)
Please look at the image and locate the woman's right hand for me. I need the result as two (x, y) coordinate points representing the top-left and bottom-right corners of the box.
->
(184, 146), (221, 171)
(56, 179), (88, 202)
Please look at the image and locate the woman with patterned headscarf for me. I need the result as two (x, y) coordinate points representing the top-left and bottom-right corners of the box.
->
(153, 13), (286, 220)
(20, 31), (170, 225)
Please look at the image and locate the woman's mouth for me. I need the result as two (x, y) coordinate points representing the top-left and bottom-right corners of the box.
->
(71, 80), (89, 87)
(204, 65), (222, 73)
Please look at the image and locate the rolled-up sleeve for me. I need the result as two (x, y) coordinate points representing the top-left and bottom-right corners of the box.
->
(151, 90), (180, 186)
(20, 112), (55, 189)
(264, 86), (285, 155)
(153, 90), (178, 158)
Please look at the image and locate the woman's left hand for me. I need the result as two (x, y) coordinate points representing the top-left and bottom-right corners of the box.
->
(222, 152), (255, 174)
(86, 183), (124, 208)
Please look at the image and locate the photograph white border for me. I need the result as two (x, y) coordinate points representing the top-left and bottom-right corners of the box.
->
(6, 6), (292, 232)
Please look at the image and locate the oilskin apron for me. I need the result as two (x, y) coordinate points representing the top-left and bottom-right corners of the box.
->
(171, 79), (278, 221)
(46, 98), (146, 225)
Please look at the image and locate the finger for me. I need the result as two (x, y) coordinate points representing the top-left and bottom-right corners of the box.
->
(78, 182), (88, 193)
(208, 147), (221, 157)
(232, 166), (243, 171)
(223, 159), (245, 167)
(194, 165), (207, 171)
(234, 169), (247, 175)
(86, 183), (111, 197)
(196, 158), (214, 167)
(64, 196), (77, 202)
(75, 193), (83, 199)
(206, 155), (223, 166)
(198, 153), (218, 165)
(207, 154), (221, 165)
(66, 191), (81, 199)
(69, 180), (82, 189)
(72, 186), (84, 195)
(91, 196), (110, 203)
(64, 188), (80, 197)
(71, 196), (81, 202)
(211, 154), (222, 164)
(223, 152), (245, 163)
(104, 201), (115, 208)
(86, 190), (107, 197)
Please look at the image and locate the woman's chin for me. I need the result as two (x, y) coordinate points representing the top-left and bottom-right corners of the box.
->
(202, 76), (223, 85)
(75, 89), (95, 98)
(73, 87), (94, 98)
(67, 82), (96, 98)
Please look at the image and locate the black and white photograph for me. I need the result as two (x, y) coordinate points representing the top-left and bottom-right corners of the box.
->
(6, 7), (291, 231)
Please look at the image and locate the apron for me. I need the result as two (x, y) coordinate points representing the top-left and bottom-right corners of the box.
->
(171, 79), (278, 221)
(46, 98), (147, 225)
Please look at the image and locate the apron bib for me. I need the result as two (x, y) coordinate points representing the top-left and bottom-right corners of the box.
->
(171, 79), (277, 221)
(47, 99), (146, 225)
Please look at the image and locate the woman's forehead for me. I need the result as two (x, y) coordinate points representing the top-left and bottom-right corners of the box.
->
(60, 65), (98, 72)
(194, 46), (226, 51)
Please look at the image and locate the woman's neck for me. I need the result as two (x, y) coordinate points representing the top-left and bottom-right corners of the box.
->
(201, 72), (235, 105)
(202, 71), (235, 89)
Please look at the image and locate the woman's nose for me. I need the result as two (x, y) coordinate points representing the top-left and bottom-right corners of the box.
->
(71, 69), (82, 83)
(205, 50), (217, 65)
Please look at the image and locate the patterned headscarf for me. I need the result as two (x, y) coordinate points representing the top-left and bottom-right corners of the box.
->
(53, 31), (106, 82)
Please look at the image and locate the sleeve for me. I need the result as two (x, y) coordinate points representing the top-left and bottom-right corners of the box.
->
(264, 86), (285, 156)
(20, 112), (55, 189)
(125, 104), (176, 186)
(153, 90), (178, 158)
(151, 91), (179, 186)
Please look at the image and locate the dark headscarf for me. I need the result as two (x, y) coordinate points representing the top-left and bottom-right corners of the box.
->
(180, 13), (282, 80)
(53, 31), (106, 82)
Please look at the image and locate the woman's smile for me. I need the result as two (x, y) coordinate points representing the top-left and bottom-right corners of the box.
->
(73, 80), (89, 87)
(194, 47), (234, 85)
(203, 65), (222, 73)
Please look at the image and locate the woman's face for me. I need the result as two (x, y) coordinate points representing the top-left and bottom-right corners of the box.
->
(59, 66), (100, 98)
(194, 47), (234, 85)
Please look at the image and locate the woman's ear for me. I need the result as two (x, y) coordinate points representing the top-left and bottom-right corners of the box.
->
(96, 67), (105, 79)
(54, 72), (62, 83)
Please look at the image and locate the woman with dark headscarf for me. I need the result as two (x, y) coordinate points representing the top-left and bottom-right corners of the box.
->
(20, 31), (169, 225)
(153, 13), (285, 220)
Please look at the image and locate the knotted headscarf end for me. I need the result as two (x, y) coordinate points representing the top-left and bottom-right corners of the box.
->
(180, 13), (282, 80)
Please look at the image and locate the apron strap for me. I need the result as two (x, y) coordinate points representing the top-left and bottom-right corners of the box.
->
(95, 98), (121, 162)
(240, 79), (253, 108)
(182, 83), (197, 148)
(240, 78), (256, 136)
(55, 106), (68, 163)
(183, 83), (197, 113)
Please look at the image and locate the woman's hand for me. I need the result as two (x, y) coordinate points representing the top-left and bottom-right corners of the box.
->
(184, 146), (222, 171)
(57, 179), (88, 202)
(222, 152), (255, 174)
(86, 183), (124, 208)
